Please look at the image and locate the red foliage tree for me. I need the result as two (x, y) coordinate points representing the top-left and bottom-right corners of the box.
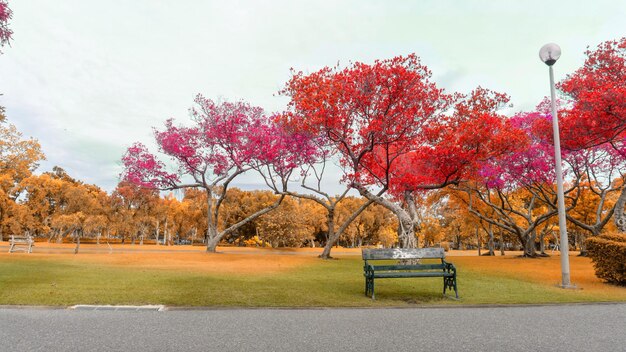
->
(556, 38), (626, 232)
(282, 55), (449, 247)
(283, 55), (519, 247)
(558, 38), (626, 151)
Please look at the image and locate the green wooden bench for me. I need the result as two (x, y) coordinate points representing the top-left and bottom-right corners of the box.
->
(362, 248), (458, 299)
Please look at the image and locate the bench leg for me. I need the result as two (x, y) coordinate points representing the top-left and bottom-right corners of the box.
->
(443, 276), (458, 299)
(371, 279), (375, 300)
(365, 277), (375, 299)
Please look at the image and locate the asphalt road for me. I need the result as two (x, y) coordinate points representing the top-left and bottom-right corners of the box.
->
(1, 304), (624, 352)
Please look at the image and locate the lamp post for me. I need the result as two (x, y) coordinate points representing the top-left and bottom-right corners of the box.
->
(539, 43), (574, 288)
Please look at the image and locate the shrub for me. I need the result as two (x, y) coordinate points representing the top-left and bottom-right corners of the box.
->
(586, 233), (626, 286)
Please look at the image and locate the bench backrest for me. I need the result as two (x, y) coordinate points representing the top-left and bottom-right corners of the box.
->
(362, 248), (445, 261)
(10, 235), (33, 242)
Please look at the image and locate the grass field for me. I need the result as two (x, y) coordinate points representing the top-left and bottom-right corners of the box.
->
(0, 243), (624, 307)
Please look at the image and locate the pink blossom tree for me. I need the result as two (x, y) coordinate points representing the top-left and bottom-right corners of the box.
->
(122, 95), (316, 252)
(0, 0), (11, 51)
(460, 111), (582, 257)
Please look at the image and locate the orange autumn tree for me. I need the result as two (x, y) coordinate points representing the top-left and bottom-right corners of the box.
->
(0, 120), (44, 239)
(17, 174), (61, 239)
(111, 181), (161, 244)
(337, 199), (397, 248)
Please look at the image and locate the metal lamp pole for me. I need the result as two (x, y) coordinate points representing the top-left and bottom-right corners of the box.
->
(539, 43), (573, 288)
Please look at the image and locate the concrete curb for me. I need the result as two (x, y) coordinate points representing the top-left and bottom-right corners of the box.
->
(1, 301), (624, 311)
(70, 305), (165, 311)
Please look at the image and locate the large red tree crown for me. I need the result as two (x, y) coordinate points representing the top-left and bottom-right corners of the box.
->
(558, 38), (626, 150)
(280, 54), (450, 186)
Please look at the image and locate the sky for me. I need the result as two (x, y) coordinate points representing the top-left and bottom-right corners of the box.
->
(1, 0), (625, 194)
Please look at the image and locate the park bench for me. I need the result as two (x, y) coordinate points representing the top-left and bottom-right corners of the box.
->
(8, 235), (34, 253)
(362, 248), (458, 299)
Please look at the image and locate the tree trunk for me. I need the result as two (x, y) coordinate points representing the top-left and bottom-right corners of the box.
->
(486, 224), (495, 256)
(206, 236), (220, 252)
(206, 223), (220, 252)
(401, 192), (419, 249)
(577, 233), (588, 256)
(614, 186), (626, 232)
(476, 226), (481, 256)
(205, 189), (286, 252)
(319, 199), (374, 259)
(320, 208), (337, 259)
(74, 231), (80, 254)
(400, 223), (418, 248)
(539, 231), (547, 256)
(351, 182), (417, 248)
(500, 233), (505, 255)
(164, 218), (170, 246)
(155, 220), (160, 246)
(522, 230), (537, 257)
(398, 213), (417, 248)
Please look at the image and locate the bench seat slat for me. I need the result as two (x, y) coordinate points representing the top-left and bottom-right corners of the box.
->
(371, 271), (454, 278)
(369, 264), (445, 271)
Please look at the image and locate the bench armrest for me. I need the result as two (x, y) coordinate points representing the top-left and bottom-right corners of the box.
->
(443, 261), (456, 275)
(363, 263), (375, 277)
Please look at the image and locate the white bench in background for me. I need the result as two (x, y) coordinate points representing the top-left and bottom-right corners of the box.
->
(9, 235), (34, 253)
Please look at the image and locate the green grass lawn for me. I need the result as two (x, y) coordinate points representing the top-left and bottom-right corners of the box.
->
(1, 255), (625, 307)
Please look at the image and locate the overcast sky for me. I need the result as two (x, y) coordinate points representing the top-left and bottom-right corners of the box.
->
(1, 0), (625, 194)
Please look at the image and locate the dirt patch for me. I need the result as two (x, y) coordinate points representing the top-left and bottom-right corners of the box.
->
(450, 254), (626, 296)
(0, 243), (318, 274)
